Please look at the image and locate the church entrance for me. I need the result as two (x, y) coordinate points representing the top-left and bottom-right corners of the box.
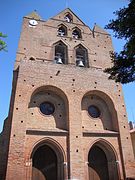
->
(32, 143), (64, 180)
(88, 142), (119, 180)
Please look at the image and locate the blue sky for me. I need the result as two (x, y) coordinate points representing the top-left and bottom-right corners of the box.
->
(0, 0), (135, 132)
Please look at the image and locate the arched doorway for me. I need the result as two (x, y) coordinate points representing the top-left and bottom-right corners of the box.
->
(88, 141), (119, 180)
(31, 142), (64, 180)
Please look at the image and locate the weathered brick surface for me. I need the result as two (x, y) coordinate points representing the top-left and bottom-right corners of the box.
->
(0, 118), (11, 180)
(130, 129), (135, 158)
(0, 8), (135, 180)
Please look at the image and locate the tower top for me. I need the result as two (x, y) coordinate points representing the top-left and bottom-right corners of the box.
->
(93, 24), (109, 35)
(25, 10), (41, 20)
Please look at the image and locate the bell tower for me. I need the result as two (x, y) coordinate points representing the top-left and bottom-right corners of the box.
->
(0, 8), (135, 180)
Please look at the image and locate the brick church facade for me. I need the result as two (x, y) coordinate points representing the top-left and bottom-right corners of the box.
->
(0, 8), (135, 180)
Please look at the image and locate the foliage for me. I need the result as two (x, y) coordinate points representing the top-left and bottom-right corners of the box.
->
(0, 32), (7, 51)
(104, 0), (135, 83)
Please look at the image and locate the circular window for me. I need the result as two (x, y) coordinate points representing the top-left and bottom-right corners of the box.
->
(88, 105), (100, 118)
(40, 102), (55, 115)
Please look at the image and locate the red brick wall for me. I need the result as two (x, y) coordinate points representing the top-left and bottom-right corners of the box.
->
(1, 9), (135, 180)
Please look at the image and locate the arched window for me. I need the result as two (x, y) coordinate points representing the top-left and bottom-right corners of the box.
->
(75, 44), (88, 67)
(72, 28), (82, 39)
(88, 141), (119, 180)
(57, 25), (67, 37)
(29, 85), (69, 131)
(54, 41), (68, 64)
(64, 13), (73, 23)
(81, 91), (119, 132)
(29, 57), (36, 61)
(31, 140), (65, 180)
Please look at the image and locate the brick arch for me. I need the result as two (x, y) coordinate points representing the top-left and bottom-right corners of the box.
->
(82, 90), (116, 110)
(57, 24), (68, 36)
(87, 139), (120, 180)
(30, 137), (66, 162)
(53, 40), (68, 64)
(64, 12), (73, 22)
(28, 85), (69, 130)
(72, 27), (82, 39)
(53, 39), (69, 47)
(81, 90), (119, 131)
(74, 43), (88, 51)
(30, 85), (69, 104)
(74, 43), (89, 67)
(29, 138), (66, 180)
(87, 138), (119, 161)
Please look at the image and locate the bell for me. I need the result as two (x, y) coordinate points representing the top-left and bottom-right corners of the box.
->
(78, 60), (84, 67)
(58, 31), (65, 36)
(65, 17), (70, 22)
(73, 34), (79, 39)
(57, 57), (63, 64)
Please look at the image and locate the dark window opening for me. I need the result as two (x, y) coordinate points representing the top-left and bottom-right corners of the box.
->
(64, 13), (73, 23)
(88, 105), (100, 118)
(72, 28), (82, 39)
(32, 145), (57, 180)
(76, 45), (88, 67)
(54, 42), (67, 64)
(29, 57), (35, 61)
(88, 146), (109, 180)
(40, 102), (55, 115)
(58, 25), (67, 37)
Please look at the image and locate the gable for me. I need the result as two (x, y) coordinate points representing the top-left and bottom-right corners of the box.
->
(50, 8), (86, 26)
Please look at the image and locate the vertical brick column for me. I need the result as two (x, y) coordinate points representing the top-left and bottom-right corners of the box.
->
(5, 76), (28, 180)
(68, 94), (84, 180)
(115, 86), (135, 178)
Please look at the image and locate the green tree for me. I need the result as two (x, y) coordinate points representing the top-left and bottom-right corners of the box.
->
(0, 32), (7, 51)
(104, 0), (135, 83)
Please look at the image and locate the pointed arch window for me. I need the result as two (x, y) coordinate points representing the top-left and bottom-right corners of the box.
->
(64, 13), (73, 23)
(54, 41), (68, 64)
(57, 25), (67, 37)
(72, 28), (82, 39)
(75, 45), (88, 67)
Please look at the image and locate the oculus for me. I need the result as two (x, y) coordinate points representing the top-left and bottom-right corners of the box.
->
(88, 105), (100, 118)
(40, 102), (55, 115)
